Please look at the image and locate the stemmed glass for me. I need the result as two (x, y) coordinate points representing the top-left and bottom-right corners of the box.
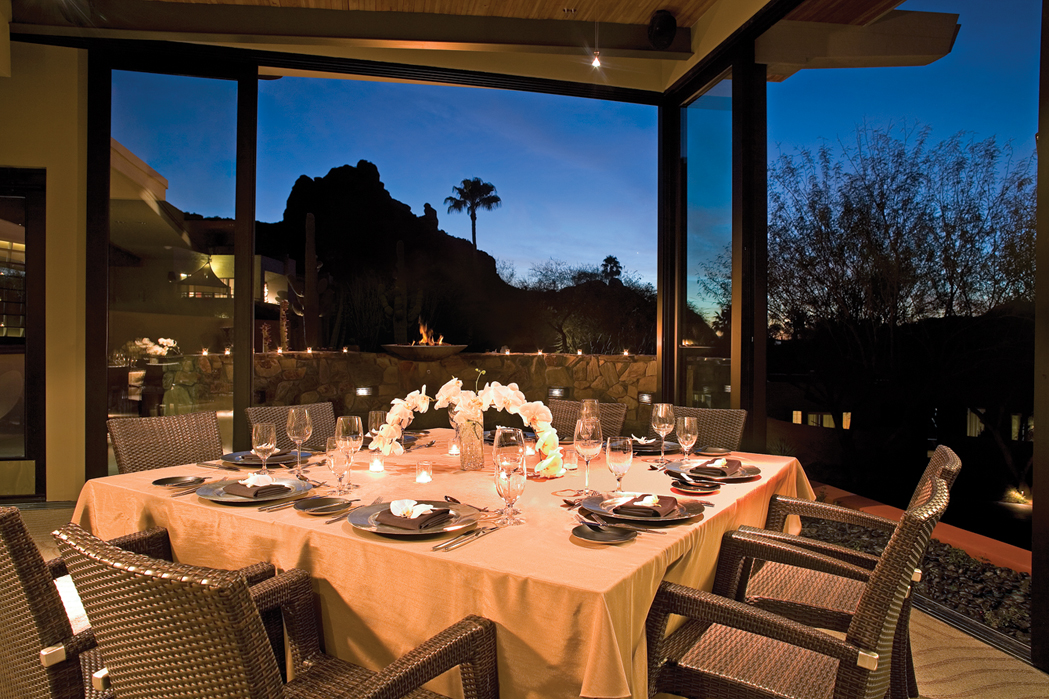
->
(651, 404), (675, 464)
(605, 436), (633, 493)
(493, 427), (526, 526)
(368, 410), (387, 438)
(335, 416), (364, 490)
(251, 423), (277, 478)
(286, 406), (313, 476)
(676, 416), (698, 463)
(580, 399), (600, 422)
(325, 436), (351, 495)
(573, 417), (603, 496)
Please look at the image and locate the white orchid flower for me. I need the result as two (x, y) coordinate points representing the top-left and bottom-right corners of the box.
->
(518, 401), (552, 426)
(534, 427), (559, 456)
(433, 378), (463, 410)
(639, 494), (661, 506)
(535, 450), (566, 478)
(403, 385), (429, 413)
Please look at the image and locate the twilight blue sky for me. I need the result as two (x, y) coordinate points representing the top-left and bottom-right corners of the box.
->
(111, 0), (1040, 302)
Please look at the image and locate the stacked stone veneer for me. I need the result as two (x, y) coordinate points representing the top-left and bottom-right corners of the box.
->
(166, 351), (657, 432)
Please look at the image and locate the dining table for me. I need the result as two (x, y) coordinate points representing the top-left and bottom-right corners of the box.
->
(73, 428), (814, 699)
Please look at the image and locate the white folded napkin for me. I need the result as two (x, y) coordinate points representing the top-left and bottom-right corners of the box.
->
(631, 434), (656, 445)
(239, 472), (274, 487)
(390, 499), (435, 519)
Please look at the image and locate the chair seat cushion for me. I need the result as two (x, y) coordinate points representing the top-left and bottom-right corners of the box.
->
(284, 654), (447, 699)
(661, 620), (837, 699)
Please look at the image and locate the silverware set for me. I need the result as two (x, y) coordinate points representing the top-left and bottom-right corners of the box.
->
(432, 525), (499, 551)
(404, 440), (437, 452)
(575, 513), (667, 535)
(170, 480), (212, 497)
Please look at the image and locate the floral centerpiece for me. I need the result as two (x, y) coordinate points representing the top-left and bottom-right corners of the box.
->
(112, 337), (180, 365)
(369, 373), (567, 478)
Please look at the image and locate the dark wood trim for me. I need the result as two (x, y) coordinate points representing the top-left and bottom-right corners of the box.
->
(85, 55), (112, 482)
(233, 73), (258, 452)
(663, 0), (805, 106)
(731, 45), (767, 453)
(1030, 0), (1049, 672)
(656, 104), (682, 403)
(0, 167), (46, 499)
(13, 35), (662, 106)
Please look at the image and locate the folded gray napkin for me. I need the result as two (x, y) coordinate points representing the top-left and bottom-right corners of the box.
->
(375, 507), (454, 530)
(612, 495), (678, 518)
(223, 483), (292, 499)
(689, 458), (743, 478)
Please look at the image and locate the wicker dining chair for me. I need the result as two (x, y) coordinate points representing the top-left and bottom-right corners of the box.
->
(548, 399), (627, 439)
(245, 402), (336, 451)
(645, 477), (950, 699)
(0, 507), (260, 699)
(728, 444), (962, 699)
(53, 523), (499, 699)
(107, 412), (224, 474)
(645, 406), (747, 450)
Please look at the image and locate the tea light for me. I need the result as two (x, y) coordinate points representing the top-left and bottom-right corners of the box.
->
(577, 349), (583, 355)
(448, 442), (460, 456)
(201, 349), (209, 356)
(277, 348), (283, 354)
(224, 347), (231, 355)
(342, 347), (349, 353)
(416, 460), (433, 484)
(369, 453), (385, 472)
(504, 349), (510, 355)
(525, 444), (535, 456)
(307, 347), (313, 353)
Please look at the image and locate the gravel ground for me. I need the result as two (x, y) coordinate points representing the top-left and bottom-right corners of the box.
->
(800, 517), (1032, 643)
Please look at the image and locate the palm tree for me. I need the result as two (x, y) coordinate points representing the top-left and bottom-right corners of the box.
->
(600, 255), (622, 283)
(444, 178), (502, 250)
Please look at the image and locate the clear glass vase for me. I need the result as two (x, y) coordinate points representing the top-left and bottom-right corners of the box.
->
(458, 419), (485, 471)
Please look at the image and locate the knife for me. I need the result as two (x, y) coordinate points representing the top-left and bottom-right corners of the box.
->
(431, 526), (487, 551)
(440, 526), (499, 552)
(196, 462), (241, 472)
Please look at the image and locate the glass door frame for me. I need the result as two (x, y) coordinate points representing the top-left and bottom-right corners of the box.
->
(0, 167), (47, 500)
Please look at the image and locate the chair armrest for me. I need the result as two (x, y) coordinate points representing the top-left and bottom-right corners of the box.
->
(735, 525), (881, 571)
(714, 529), (873, 599)
(650, 581), (876, 670)
(236, 561), (277, 585)
(349, 615), (499, 699)
(248, 568), (323, 666)
(48, 527), (177, 580)
(765, 495), (899, 534)
(40, 628), (97, 667)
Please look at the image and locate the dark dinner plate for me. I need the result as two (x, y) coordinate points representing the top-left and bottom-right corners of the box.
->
(664, 461), (761, 483)
(570, 523), (636, 544)
(221, 450), (306, 467)
(632, 441), (681, 455)
(152, 475), (205, 488)
(696, 447), (733, 456)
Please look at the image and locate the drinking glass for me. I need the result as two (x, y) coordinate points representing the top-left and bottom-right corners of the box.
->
(286, 406), (313, 476)
(573, 417), (603, 496)
(651, 403), (675, 464)
(325, 436), (351, 495)
(493, 428), (526, 526)
(580, 398), (600, 422)
(335, 415), (364, 489)
(447, 408), (461, 455)
(675, 416), (699, 462)
(368, 410), (387, 437)
(605, 436), (633, 493)
(251, 423), (278, 477)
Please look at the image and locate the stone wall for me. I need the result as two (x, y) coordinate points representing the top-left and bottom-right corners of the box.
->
(165, 351), (658, 433)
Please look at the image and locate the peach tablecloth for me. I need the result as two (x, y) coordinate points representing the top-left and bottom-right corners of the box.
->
(74, 430), (813, 699)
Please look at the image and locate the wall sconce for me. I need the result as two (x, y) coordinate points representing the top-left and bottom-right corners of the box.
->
(639, 393), (653, 404)
(355, 386), (375, 397)
(548, 386), (566, 399)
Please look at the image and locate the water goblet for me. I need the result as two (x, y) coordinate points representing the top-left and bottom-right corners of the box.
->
(651, 403), (675, 464)
(325, 436), (351, 495)
(573, 417), (603, 496)
(286, 406), (313, 476)
(335, 415), (364, 490)
(251, 423), (277, 477)
(493, 427), (525, 507)
(605, 436), (633, 493)
(493, 428), (526, 526)
(675, 416), (698, 463)
(580, 398), (600, 422)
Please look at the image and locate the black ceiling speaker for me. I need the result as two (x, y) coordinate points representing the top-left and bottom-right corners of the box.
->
(648, 10), (678, 51)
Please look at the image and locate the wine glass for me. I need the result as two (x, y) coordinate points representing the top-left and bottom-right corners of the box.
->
(605, 436), (633, 493)
(325, 436), (351, 495)
(580, 398), (600, 422)
(493, 428), (526, 526)
(335, 415), (364, 490)
(676, 416), (699, 463)
(286, 406), (313, 476)
(651, 403), (675, 464)
(573, 417), (603, 496)
(251, 423), (277, 477)
(368, 410), (387, 437)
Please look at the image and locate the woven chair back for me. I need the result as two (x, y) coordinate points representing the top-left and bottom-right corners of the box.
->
(845, 478), (949, 699)
(108, 412), (224, 474)
(548, 400), (627, 439)
(54, 524), (283, 699)
(906, 444), (962, 510)
(245, 402), (336, 451)
(645, 406), (747, 450)
(0, 507), (82, 699)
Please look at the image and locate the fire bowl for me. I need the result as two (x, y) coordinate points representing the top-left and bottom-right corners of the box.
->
(381, 344), (468, 361)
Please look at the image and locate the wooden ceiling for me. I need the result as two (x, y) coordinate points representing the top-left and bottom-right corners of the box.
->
(148, 0), (904, 29)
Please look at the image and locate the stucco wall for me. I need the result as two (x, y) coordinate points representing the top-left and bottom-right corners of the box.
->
(0, 42), (88, 501)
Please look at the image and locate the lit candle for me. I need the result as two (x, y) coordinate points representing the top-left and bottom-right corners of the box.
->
(277, 348), (283, 354)
(369, 453), (385, 472)
(416, 460), (433, 483)
(623, 349), (629, 356)
(538, 350), (544, 356)
(577, 349), (583, 355)
(525, 445), (535, 456)
(224, 347), (231, 355)
(504, 349), (510, 355)
(307, 347), (313, 353)
(342, 347), (348, 353)
(449, 443), (460, 456)
(201, 349), (209, 356)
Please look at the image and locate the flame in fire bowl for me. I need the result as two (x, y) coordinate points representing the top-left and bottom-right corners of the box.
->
(381, 344), (468, 361)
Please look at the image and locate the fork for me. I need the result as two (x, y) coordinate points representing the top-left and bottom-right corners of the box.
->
(258, 494), (324, 512)
(579, 514), (668, 535)
(325, 495), (383, 525)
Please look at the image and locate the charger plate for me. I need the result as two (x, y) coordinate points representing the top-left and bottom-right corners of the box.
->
(195, 477), (309, 504)
(348, 500), (479, 537)
(578, 492), (705, 523)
